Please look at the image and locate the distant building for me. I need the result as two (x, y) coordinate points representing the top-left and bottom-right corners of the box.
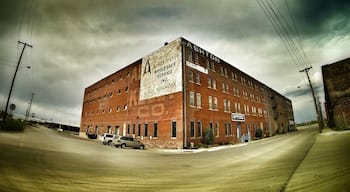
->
(322, 57), (350, 130)
(80, 37), (295, 149)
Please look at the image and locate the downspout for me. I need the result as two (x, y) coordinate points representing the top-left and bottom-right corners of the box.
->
(181, 39), (187, 149)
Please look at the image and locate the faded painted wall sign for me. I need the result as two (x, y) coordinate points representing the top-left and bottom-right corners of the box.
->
(140, 39), (182, 100)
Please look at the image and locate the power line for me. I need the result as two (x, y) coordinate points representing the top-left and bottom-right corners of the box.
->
(257, 0), (302, 70)
(256, 0), (310, 71)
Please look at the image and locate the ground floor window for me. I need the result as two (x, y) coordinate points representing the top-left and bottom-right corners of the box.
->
(138, 124), (141, 136)
(144, 123), (148, 137)
(190, 121), (195, 138)
(172, 121), (176, 138)
(153, 122), (158, 137)
(197, 121), (202, 137)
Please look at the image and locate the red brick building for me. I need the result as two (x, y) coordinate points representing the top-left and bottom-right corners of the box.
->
(322, 57), (350, 130)
(80, 37), (295, 148)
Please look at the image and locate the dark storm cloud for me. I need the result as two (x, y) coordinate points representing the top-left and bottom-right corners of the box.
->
(292, 0), (350, 37)
(1, 0), (349, 124)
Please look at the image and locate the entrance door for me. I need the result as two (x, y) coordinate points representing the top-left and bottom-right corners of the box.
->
(237, 122), (241, 139)
(115, 125), (120, 136)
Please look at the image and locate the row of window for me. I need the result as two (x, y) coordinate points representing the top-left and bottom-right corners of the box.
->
(189, 70), (264, 103)
(187, 53), (264, 92)
(88, 121), (178, 138)
(189, 121), (234, 138)
(86, 71), (131, 95)
(85, 104), (128, 116)
(189, 91), (266, 115)
(85, 86), (129, 104)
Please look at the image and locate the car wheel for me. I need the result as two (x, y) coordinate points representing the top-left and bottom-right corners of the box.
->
(121, 143), (126, 148)
(140, 145), (145, 150)
(108, 141), (113, 146)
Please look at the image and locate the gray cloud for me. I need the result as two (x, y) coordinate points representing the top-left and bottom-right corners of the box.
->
(1, 0), (349, 125)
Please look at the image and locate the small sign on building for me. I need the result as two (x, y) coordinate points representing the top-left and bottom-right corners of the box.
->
(232, 113), (245, 122)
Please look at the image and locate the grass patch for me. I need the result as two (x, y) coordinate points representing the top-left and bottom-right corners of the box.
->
(0, 119), (26, 131)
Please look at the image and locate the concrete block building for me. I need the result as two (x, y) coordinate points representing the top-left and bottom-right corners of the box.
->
(80, 37), (295, 148)
(322, 57), (350, 130)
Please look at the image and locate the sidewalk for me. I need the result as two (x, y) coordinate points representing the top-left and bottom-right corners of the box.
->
(285, 128), (350, 191)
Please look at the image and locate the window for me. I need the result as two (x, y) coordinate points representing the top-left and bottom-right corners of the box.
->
(220, 66), (224, 75)
(116, 106), (120, 112)
(144, 123), (148, 137)
(188, 50), (193, 61)
(213, 97), (218, 110)
(190, 91), (195, 106)
(209, 122), (213, 130)
(222, 83), (225, 93)
(224, 99), (227, 112)
(224, 68), (228, 77)
(258, 108), (263, 117)
(208, 96), (213, 110)
(206, 59), (210, 69)
(110, 92), (113, 97)
(132, 124), (136, 134)
(109, 108), (112, 113)
(138, 124), (141, 136)
(252, 106), (257, 116)
(195, 72), (200, 84)
(189, 70), (194, 82)
(118, 89), (121, 95)
(213, 79), (217, 90)
(211, 61), (215, 71)
(241, 77), (246, 85)
(125, 86), (129, 92)
(153, 122), (158, 137)
(123, 104), (128, 111)
(194, 53), (199, 63)
(227, 100), (231, 112)
(208, 78), (212, 88)
(190, 121), (195, 138)
(215, 123), (220, 137)
(127, 124), (130, 134)
(196, 93), (201, 108)
(226, 84), (229, 93)
(197, 121), (202, 137)
(172, 121), (176, 137)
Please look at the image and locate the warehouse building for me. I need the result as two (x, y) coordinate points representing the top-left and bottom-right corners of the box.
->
(322, 57), (350, 130)
(80, 37), (295, 149)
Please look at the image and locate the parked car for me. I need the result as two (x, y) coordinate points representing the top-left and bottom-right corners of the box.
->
(113, 136), (145, 149)
(100, 133), (118, 145)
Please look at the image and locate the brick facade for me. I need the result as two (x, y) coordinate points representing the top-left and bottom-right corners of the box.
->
(80, 37), (295, 148)
(322, 58), (350, 130)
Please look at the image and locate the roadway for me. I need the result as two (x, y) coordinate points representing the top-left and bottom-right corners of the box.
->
(0, 125), (348, 191)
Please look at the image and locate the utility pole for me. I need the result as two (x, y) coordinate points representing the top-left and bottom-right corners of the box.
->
(25, 93), (35, 122)
(299, 66), (323, 132)
(2, 41), (33, 123)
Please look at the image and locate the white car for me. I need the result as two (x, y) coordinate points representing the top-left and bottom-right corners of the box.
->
(100, 133), (118, 145)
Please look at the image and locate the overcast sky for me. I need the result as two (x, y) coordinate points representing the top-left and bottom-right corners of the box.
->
(1, 0), (349, 126)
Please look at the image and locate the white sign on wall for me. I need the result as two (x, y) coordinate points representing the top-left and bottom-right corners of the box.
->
(232, 113), (245, 122)
(140, 39), (182, 100)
